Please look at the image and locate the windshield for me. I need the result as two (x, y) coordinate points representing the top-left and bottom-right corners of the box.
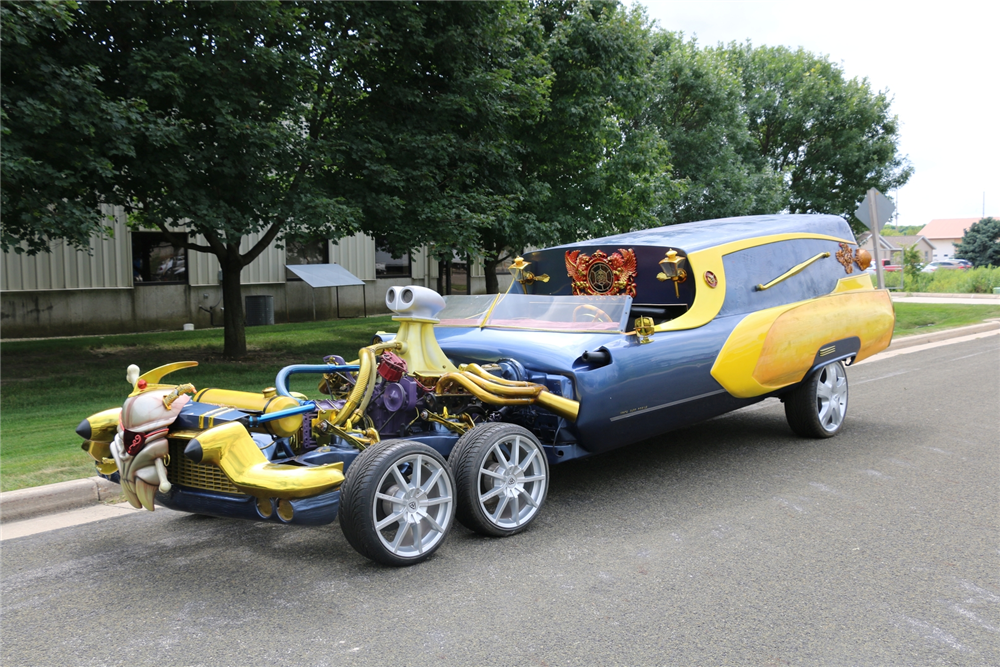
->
(436, 294), (632, 333)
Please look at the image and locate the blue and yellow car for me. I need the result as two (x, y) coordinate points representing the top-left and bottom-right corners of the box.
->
(76, 214), (893, 565)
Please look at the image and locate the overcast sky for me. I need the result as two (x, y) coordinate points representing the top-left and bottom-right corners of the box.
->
(637, 0), (998, 229)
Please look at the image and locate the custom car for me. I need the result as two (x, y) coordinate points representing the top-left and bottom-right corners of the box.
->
(75, 214), (894, 565)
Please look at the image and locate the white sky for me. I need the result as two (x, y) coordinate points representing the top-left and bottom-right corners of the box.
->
(638, 0), (999, 229)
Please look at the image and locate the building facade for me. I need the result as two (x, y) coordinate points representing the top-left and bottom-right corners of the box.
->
(1, 207), (501, 338)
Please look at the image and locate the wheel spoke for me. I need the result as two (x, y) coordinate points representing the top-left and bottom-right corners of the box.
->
(512, 437), (521, 465)
(492, 495), (510, 521)
(818, 399), (831, 424)
(391, 463), (409, 490)
(521, 474), (545, 483)
(389, 521), (411, 554)
(510, 494), (520, 521)
(421, 495), (452, 507)
(481, 467), (505, 480)
(412, 520), (423, 554)
(421, 467), (443, 492)
(491, 444), (509, 467)
(376, 510), (404, 531)
(518, 487), (539, 508)
(480, 486), (503, 502)
(413, 454), (422, 488)
(520, 448), (538, 470)
(375, 491), (402, 504)
(422, 513), (445, 534)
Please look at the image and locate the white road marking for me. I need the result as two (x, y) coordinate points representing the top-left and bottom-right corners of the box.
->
(853, 370), (913, 385)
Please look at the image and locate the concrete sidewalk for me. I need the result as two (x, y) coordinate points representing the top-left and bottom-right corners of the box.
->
(2, 316), (997, 529)
(890, 291), (1000, 305)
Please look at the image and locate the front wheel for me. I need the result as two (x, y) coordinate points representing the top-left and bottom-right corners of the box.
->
(339, 440), (455, 566)
(450, 423), (549, 537)
(784, 361), (849, 438)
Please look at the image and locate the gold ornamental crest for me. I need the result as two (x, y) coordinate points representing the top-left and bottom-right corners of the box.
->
(835, 243), (872, 274)
(565, 249), (637, 296)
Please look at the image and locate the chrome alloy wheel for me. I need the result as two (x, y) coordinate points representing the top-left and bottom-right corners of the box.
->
(815, 362), (848, 432)
(477, 433), (546, 530)
(372, 453), (453, 559)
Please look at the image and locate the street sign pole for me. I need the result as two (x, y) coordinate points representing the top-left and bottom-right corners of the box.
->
(868, 188), (885, 289)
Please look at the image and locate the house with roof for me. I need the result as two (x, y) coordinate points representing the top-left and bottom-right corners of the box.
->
(857, 232), (935, 265)
(917, 218), (979, 260)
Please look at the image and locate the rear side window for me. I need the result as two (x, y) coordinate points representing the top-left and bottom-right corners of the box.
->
(718, 238), (846, 317)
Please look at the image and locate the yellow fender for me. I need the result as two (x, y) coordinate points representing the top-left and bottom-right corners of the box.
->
(712, 290), (894, 398)
(183, 422), (344, 499)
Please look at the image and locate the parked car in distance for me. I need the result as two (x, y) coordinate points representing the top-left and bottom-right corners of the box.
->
(921, 260), (964, 273)
(75, 214), (894, 566)
(952, 259), (972, 269)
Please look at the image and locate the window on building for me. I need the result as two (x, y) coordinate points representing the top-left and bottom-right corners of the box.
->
(132, 232), (187, 284)
(285, 239), (329, 280)
(375, 239), (411, 278)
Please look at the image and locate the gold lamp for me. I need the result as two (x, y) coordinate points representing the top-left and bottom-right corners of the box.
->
(656, 249), (687, 298)
(508, 256), (549, 286)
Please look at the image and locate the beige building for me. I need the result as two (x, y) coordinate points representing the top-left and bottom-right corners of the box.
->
(917, 218), (979, 261)
(1, 206), (502, 338)
(858, 233), (935, 265)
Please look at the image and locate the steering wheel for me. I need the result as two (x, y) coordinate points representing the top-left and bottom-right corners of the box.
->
(572, 304), (614, 324)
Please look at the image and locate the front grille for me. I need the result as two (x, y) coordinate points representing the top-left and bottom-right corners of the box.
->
(167, 438), (242, 495)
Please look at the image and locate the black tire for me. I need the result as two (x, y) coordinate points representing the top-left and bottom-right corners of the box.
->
(338, 440), (455, 566)
(450, 423), (549, 537)
(784, 361), (849, 438)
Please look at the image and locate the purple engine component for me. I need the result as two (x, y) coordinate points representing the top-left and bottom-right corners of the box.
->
(369, 376), (422, 436)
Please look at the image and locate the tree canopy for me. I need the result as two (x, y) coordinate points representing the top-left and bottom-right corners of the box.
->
(954, 217), (1000, 268)
(2, 0), (914, 355)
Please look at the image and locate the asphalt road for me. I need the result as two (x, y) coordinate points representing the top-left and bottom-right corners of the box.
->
(2, 336), (998, 666)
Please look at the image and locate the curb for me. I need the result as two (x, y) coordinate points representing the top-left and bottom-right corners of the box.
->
(3, 319), (998, 525)
(891, 292), (1000, 301)
(887, 320), (1000, 351)
(0, 476), (122, 524)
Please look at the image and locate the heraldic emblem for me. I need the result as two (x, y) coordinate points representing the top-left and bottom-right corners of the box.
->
(565, 249), (637, 296)
(835, 243), (872, 274)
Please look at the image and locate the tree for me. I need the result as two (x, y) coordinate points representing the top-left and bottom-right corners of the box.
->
(644, 32), (785, 224)
(1, 1), (145, 255)
(954, 217), (1000, 267)
(473, 0), (677, 292)
(3, 2), (543, 354)
(719, 43), (912, 232)
(901, 243), (924, 280)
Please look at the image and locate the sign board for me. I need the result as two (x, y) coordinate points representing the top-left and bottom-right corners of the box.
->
(855, 189), (895, 232)
(285, 263), (364, 288)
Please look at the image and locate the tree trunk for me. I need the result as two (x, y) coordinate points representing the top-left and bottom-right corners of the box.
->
(445, 260), (452, 295)
(220, 250), (247, 359)
(484, 254), (500, 294)
(436, 260), (445, 294)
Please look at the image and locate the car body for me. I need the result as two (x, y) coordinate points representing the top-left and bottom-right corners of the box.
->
(921, 260), (964, 273)
(953, 259), (972, 269)
(76, 214), (894, 565)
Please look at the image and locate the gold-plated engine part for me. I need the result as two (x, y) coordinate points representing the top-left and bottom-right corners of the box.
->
(435, 367), (579, 422)
(186, 422), (344, 499)
(193, 388), (301, 438)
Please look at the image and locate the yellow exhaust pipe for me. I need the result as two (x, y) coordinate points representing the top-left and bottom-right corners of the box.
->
(183, 422), (344, 499)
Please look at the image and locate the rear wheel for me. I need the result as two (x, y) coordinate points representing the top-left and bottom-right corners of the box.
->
(784, 361), (849, 438)
(339, 440), (455, 566)
(451, 423), (549, 537)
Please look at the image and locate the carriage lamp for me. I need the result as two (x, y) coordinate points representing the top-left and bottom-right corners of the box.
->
(634, 317), (655, 344)
(508, 256), (549, 286)
(656, 249), (688, 298)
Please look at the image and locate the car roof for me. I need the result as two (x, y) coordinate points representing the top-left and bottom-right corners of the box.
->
(550, 214), (854, 253)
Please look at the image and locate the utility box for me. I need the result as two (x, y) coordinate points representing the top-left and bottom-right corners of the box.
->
(245, 295), (274, 326)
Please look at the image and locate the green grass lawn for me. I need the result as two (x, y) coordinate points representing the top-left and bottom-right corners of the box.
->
(2, 302), (998, 492)
(892, 303), (1000, 337)
(0, 317), (396, 492)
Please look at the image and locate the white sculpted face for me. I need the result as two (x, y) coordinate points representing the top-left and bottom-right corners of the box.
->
(111, 387), (191, 511)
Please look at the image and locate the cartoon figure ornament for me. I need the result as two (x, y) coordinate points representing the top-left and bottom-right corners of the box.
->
(110, 365), (195, 510)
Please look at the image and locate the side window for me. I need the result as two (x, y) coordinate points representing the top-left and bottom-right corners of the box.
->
(719, 238), (843, 317)
(131, 232), (187, 284)
(285, 239), (329, 280)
